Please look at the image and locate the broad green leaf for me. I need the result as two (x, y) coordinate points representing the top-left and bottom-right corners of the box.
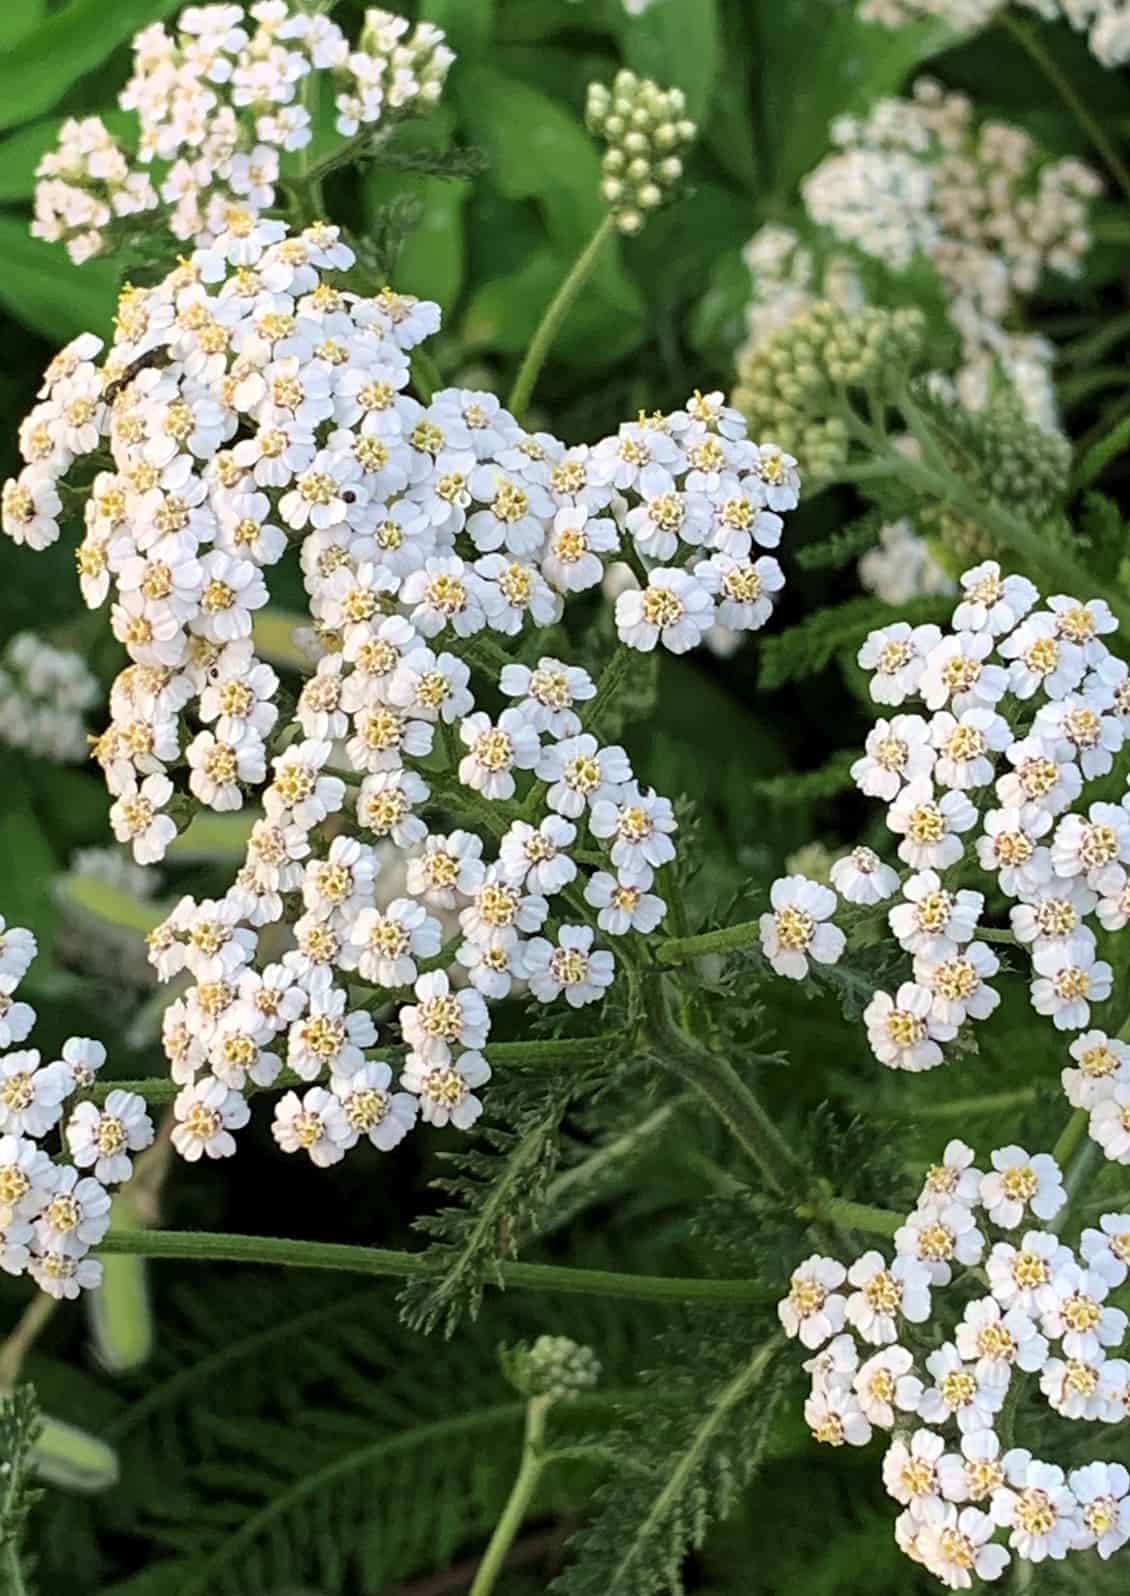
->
(756, 0), (953, 198)
(0, 109), (137, 203)
(462, 249), (645, 367)
(0, 219), (119, 341)
(394, 175), (470, 309)
(0, 0), (45, 50)
(618, 0), (721, 124)
(0, 770), (59, 951)
(421, 0), (496, 56)
(0, 0), (183, 133)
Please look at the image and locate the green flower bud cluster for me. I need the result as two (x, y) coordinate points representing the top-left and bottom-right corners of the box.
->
(502, 1335), (601, 1401)
(916, 389), (1072, 569)
(585, 70), (696, 236)
(732, 301), (926, 485)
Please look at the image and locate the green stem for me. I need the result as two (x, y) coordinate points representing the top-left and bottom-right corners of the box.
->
(1052, 1106), (1089, 1170)
(795, 1197), (902, 1239)
(95, 1230), (774, 1306)
(469, 1394), (551, 1596)
(656, 918), (760, 966)
(410, 347), (443, 404)
(1002, 13), (1130, 205)
(507, 214), (616, 420)
(90, 1033), (626, 1106)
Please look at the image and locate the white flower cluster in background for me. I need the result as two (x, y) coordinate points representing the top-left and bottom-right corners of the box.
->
(859, 519), (956, 608)
(760, 564), (1130, 1137)
(0, 919), (154, 1299)
(781, 1137), (1130, 1583)
(738, 224), (866, 364)
(32, 2), (452, 262)
(0, 631), (100, 763)
(801, 79), (1099, 417)
(0, 219), (789, 1162)
(859, 0), (1130, 70)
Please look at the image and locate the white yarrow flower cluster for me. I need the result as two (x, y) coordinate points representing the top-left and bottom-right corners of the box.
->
(0, 920), (153, 1299)
(782, 1134), (1130, 1582)
(860, 0), (1130, 72)
(32, 3), (453, 262)
(0, 631), (100, 763)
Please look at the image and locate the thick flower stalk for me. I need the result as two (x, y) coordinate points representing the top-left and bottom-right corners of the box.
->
(0, 219), (799, 1172)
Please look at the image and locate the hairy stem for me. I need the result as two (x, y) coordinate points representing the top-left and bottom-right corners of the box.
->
(795, 1196), (902, 1239)
(96, 1229), (774, 1306)
(656, 918), (761, 966)
(507, 214), (616, 420)
(469, 1394), (551, 1596)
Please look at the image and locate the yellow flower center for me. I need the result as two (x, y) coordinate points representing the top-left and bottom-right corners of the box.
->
(907, 804), (945, 844)
(640, 587), (683, 628)
(774, 906), (814, 951)
(550, 948), (589, 986)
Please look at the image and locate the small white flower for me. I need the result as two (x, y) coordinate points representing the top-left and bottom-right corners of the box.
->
(917, 1500), (1010, 1588)
(829, 845), (899, 905)
(778, 1254), (848, 1348)
(918, 1342), (1005, 1432)
(954, 1298), (1048, 1387)
(859, 622), (941, 706)
(991, 1452), (1079, 1561)
(405, 830), (485, 908)
(28, 1248), (102, 1300)
(851, 714), (935, 801)
(331, 1061), (417, 1153)
(987, 1232), (1072, 1314)
(889, 871), (982, 961)
(387, 647), (474, 725)
(999, 612), (1084, 701)
(980, 1148), (1066, 1230)
(287, 983), (377, 1081)
(589, 783), (677, 887)
(1009, 876), (1094, 953)
(853, 1345), (923, 1429)
(1069, 1461), (1130, 1559)
(846, 1250), (932, 1345)
(65, 1088), (154, 1184)
(759, 875), (844, 981)
(524, 924), (615, 1008)
(882, 1428), (946, 1517)
(345, 899), (442, 988)
(976, 807), (1053, 899)
(1090, 1085), (1130, 1163)
(614, 567), (714, 654)
(887, 780), (976, 871)
(459, 870), (547, 949)
(264, 739), (346, 829)
(34, 1166), (111, 1255)
(914, 942), (1000, 1030)
(917, 1140), (983, 1209)
(1042, 1260), (1127, 1361)
(865, 983), (949, 1072)
(1051, 803), (1130, 892)
(356, 769), (430, 849)
(930, 707), (1011, 790)
(272, 1087), (352, 1168)
(537, 733), (632, 819)
(400, 1049), (490, 1129)
(498, 657), (596, 739)
(919, 632), (1008, 714)
(109, 771), (177, 864)
(400, 970), (489, 1061)
(0, 1134), (55, 1225)
(0, 1051), (70, 1139)
(301, 836), (380, 926)
(1040, 1353), (1118, 1421)
(1062, 1029), (1130, 1109)
(1081, 1212), (1130, 1289)
(458, 708), (540, 801)
(995, 736), (1081, 821)
(171, 1076), (250, 1161)
(0, 920), (36, 984)
(498, 817), (577, 896)
(1047, 594), (1118, 663)
(895, 1202), (984, 1287)
(583, 871), (667, 935)
(455, 937), (528, 1000)
(937, 1429), (1007, 1506)
(1030, 934), (1112, 1031)
(1035, 692), (1124, 782)
(0, 977), (34, 1049)
(804, 1383), (872, 1447)
(953, 562), (1037, 636)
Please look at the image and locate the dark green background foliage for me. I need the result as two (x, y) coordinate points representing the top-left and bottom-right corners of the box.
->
(3, 1), (1130, 1592)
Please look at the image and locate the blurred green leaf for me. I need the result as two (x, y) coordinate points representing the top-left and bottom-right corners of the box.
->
(421, 0), (496, 56)
(0, 109), (137, 203)
(462, 248), (644, 367)
(0, 0), (45, 50)
(0, 0), (182, 133)
(0, 220), (119, 340)
(619, 0), (721, 124)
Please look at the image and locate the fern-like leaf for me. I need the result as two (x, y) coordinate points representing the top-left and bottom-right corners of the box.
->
(794, 509), (885, 571)
(758, 594), (950, 690)
(554, 1328), (786, 1596)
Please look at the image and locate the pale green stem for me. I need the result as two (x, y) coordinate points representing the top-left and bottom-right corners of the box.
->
(656, 917), (760, 965)
(96, 1229), (774, 1307)
(795, 1196), (902, 1239)
(468, 1394), (551, 1596)
(1002, 13), (1130, 204)
(507, 214), (617, 420)
(0, 1294), (57, 1388)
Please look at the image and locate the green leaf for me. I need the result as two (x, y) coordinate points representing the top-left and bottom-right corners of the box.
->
(0, 109), (137, 203)
(757, 0), (952, 197)
(420, 0), (496, 56)
(463, 248), (644, 366)
(0, 0), (183, 133)
(0, 219), (119, 340)
(618, 0), (721, 123)
(0, 0), (45, 51)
